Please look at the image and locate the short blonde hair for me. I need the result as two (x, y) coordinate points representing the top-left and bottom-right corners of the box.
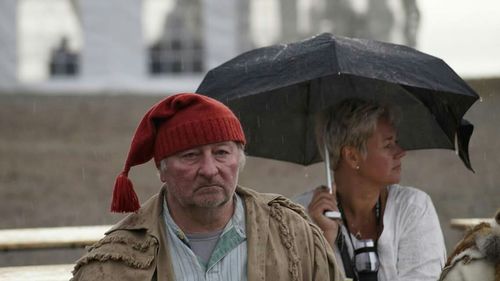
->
(316, 98), (397, 170)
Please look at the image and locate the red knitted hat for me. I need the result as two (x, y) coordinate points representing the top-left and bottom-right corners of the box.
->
(111, 93), (246, 213)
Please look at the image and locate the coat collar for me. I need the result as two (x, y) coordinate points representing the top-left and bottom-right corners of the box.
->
(104, 185), (302, 281)
(107, 185), (282, 239)
(106, 185), (166, 239)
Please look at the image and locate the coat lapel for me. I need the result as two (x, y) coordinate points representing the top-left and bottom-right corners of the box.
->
(237, 186), (281, 281)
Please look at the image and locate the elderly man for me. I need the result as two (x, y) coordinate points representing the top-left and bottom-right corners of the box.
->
(71, 93), (342, 281)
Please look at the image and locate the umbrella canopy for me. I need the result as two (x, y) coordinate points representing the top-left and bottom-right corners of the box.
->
(197, 33), (479, 171)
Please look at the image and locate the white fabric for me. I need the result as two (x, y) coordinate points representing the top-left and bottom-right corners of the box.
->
(294, 184), (446, 281)
(353, 185), (446, 281)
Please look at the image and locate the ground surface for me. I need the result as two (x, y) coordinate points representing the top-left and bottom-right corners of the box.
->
(1, 79), (499, 266)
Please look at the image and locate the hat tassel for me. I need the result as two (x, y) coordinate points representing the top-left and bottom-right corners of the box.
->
(111, 171), (140, 213)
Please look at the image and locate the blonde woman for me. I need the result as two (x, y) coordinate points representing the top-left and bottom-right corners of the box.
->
(308, 98), (446, 281)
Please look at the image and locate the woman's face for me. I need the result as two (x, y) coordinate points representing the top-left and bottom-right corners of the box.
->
(358, 117), (406, 186)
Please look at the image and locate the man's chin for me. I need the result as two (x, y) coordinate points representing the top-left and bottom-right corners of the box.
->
(194, 190), (230, 208)
(197, 197), (230, 208)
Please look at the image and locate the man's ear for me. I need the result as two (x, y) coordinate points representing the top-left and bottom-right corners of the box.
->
(159, 164), (167, 183)
(341, 146), (361, 170)
(159, 170), (166, 183)
(158, 159), (169, 183)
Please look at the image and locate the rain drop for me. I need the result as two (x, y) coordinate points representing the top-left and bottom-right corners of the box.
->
(256, 116), (261, 128)
(479, 96), (483, 102)
(81, 167), (86, 180)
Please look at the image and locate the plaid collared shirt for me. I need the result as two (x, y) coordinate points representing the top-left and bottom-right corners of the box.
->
(162, 194), (247, 281)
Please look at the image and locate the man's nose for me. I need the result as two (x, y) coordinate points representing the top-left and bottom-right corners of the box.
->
(198, 154), (218, 177)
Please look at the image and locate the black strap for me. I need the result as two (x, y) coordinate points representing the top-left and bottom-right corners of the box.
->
(354, 246), (377, 255)
(337, 194), (381, 281)
(336, 230), (358, 281)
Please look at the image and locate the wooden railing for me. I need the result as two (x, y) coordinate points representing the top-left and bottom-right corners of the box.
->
(0, 264), (74, 281)
(450, 218), (492, 231)
(0, 225), (111, 281)
(0, 225), (111, 251)
(0, 219), (494, 280)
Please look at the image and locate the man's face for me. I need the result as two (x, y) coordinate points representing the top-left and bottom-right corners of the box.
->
(161, 141), (241, 211)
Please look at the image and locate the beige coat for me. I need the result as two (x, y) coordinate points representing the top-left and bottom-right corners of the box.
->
(71, 186), (343, 281)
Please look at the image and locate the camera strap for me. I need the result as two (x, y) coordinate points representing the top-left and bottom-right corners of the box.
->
(337, 194), (381, 281)
(336, 229), (358, 280)
(354, 246), (378, 255)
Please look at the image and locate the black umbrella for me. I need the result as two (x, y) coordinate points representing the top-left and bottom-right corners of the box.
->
(197, 33), (479, 172)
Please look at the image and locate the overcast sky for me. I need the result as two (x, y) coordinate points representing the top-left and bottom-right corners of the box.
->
(417, 0), (500, 78)
(251, 0), (500, 79)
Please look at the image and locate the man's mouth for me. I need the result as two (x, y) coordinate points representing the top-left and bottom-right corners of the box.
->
(195, 184), (223, 191)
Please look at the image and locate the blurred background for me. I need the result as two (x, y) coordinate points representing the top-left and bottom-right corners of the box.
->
(0, 0), (499, 267)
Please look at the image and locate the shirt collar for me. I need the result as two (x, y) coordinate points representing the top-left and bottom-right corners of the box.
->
(162, 192), (246, 243)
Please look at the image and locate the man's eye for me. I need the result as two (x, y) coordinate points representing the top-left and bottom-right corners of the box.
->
(214, 150), (230, 156)
(181, 152), (198, 159)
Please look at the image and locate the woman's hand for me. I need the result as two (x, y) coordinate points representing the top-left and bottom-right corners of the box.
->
(307, 185), (341, 247)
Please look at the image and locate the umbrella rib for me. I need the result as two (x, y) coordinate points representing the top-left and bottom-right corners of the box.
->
(402, 86), (457, 149)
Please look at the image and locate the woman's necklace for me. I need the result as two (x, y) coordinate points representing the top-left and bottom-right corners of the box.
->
(337, 194), (382, 241)
(337, 194), (382, 279)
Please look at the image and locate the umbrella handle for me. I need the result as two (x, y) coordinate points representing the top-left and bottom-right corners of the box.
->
(324, 143), (333, 192)
(323, 144), (341, 220)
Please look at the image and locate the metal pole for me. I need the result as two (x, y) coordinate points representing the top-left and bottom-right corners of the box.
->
(324, 142), (332, 192)
(323, 143), (340, 219)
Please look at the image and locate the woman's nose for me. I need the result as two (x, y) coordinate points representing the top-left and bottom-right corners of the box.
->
(395, 144), (406, 159)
